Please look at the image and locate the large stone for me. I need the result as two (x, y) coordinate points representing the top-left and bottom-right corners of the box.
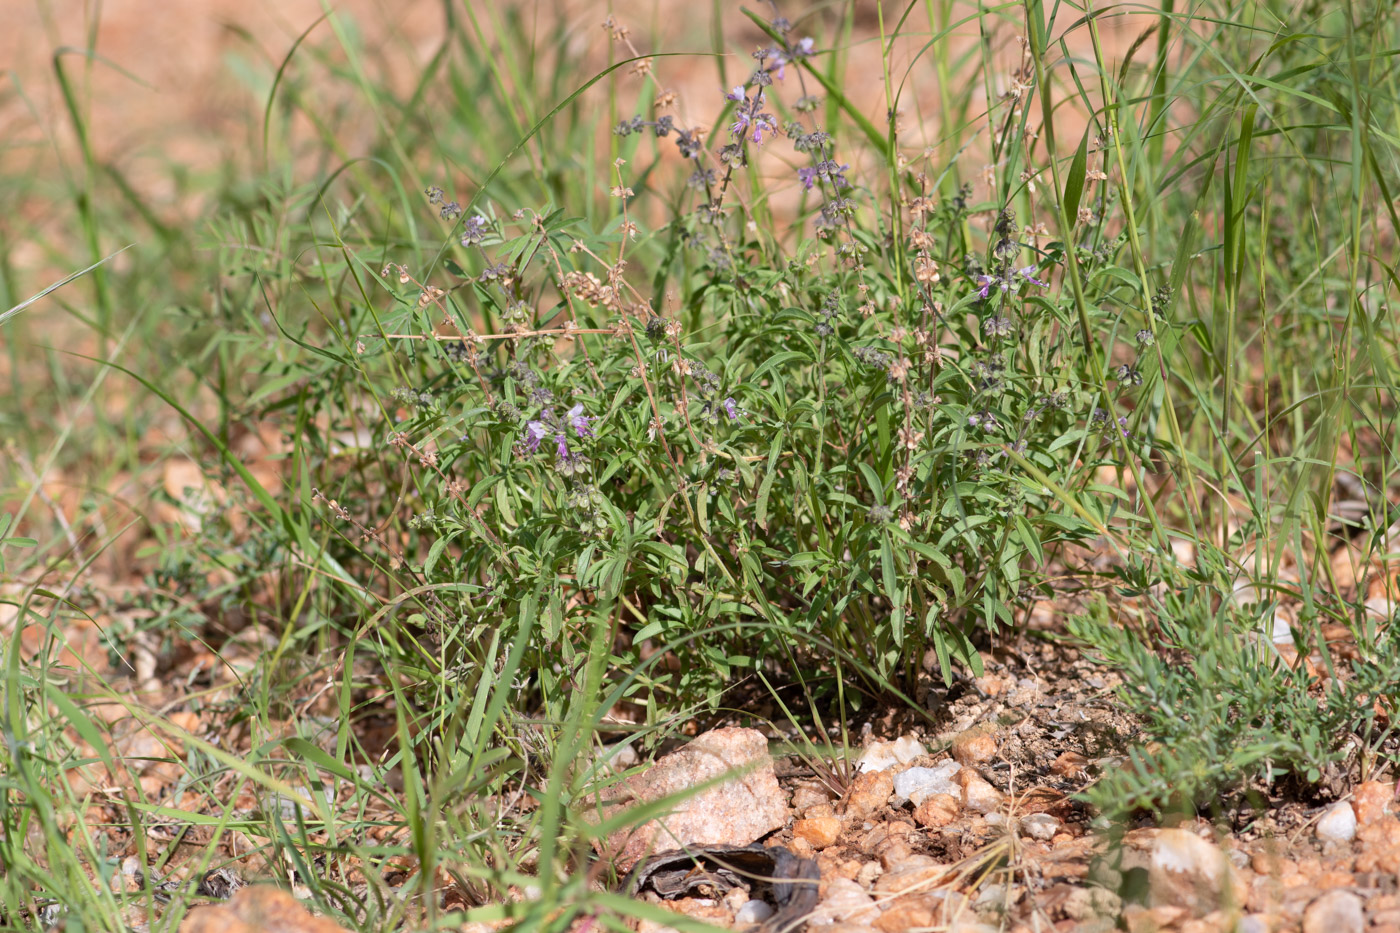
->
(1352, 781), (1395, 825)
(892, 761), (962, 806)
(180, 886), (350, 933)
(1120, 829), (1246, 918)
(595, 727), (788, 872)
(1302, 890), (1363, 933)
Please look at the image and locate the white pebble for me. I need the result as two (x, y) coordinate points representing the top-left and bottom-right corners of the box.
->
(1315, 802), (1357, 843)
(735, 900), (774, 926)
(892, 760), (962, 805)
(857, 735), (928, 773)
(1019, 812), (1060, 841)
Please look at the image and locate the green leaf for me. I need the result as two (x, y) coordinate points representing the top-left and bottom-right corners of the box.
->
(755, 429), (785, 530)
(880, 532), (899, 599)
(1014, 515), (1045, 566)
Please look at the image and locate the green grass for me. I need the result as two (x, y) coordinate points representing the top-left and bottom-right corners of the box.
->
(2, 0), (1399, 928)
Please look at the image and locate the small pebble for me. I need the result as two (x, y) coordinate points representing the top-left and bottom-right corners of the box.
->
(1050, 751), (1089, 778)
(950, 727), (998, 765)
(913, 793), (960, 829)
(734, 900), (774, 926)
(812, 878), (880, 925)
(856, 735), (927, 773)
(962, 778), (1004, 814)
(844, 770), (894, 820)
(1315, 802), (1357, 843)
(1019, 812), (1059, 841)
(790, 780), (836, 816)
(793, 816), (842, 849)
(1303, 890), (1363, 933)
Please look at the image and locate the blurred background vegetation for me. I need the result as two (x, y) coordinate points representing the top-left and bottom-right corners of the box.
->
(1, 0), (1399, 929)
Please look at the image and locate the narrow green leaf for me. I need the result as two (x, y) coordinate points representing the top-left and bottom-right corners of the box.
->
(1062, 126), (1091, 223)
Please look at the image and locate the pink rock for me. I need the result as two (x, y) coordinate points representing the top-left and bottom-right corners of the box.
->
(844, 769), (895, 820)
(1302, 890), (1363, 933)
(961, 778), (1004, 815)
(793, 816), (842, 849)
(811, 878), (880, 925)
(595, 727), (789, 872)
(1352, 781), (1395, 825)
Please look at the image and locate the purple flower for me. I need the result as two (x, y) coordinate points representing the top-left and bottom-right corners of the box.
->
(722, 397), (739, 420)
(555, 434), (569, 459)
(800, 160), (851, 191)
(725, 85), (746, 102)
(568, 403), (593, 437)
(771, 38), (815, 80)
(1016, 265), (1048, 287)
(975, 274), (998, 299)
(460, 215), (488, 246)
(523, 420), (548, 452)
(730, 110), (751, 138)
(968, 409), (998, 432)
(749, 114), (778, 146)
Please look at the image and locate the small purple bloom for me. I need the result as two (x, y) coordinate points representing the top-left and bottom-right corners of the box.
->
(798, 166), (818, 190)
(730, 110), (751, 138)
(722, 397), (739, 420)
(725, 85), (746, 102)
(555, 434), (569, 459)
(771, 38), (815, 80)
(568, 403), (593, 437)
(523, 420), (547, 452)
(1017, 265), (1048, 287)
(749, 114), (778, 146)
(460, 215), (488, 246)
(975, 274), (998, 299)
